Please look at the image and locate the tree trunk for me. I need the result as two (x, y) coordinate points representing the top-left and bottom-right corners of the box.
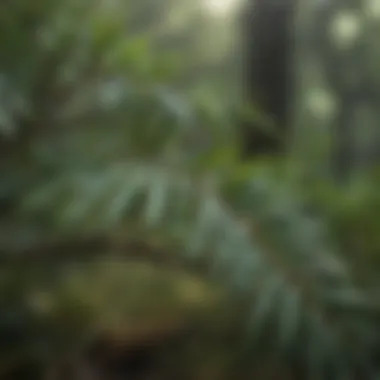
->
(241, 0), (296, 157)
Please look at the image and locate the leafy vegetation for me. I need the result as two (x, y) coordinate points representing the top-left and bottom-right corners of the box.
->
(1, 1), (380, 379)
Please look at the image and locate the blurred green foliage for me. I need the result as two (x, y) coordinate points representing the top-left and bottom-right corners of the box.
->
(0, 1), (380, 380)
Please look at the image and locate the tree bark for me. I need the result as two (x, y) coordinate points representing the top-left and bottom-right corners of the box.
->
(241, 0), (296, 157)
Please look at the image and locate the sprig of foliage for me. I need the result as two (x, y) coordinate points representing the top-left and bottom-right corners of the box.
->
(1, 1), (380, 379)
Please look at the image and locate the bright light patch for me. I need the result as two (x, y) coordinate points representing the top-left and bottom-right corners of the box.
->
(202, 0), (238, 16)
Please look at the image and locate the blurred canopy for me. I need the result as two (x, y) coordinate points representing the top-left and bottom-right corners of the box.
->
(1, 1), (380, 380)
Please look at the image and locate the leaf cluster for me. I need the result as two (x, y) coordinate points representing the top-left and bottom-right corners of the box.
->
(1, 1), (380, 380)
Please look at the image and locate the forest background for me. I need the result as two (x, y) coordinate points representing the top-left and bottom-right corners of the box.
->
(1, 1), (380, 379)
